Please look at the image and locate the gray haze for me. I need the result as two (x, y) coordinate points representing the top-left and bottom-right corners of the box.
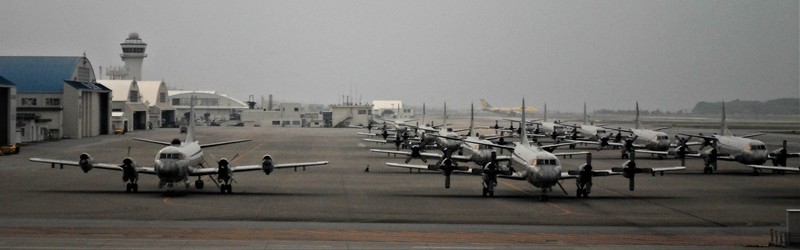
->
(1, 0), (797, 113)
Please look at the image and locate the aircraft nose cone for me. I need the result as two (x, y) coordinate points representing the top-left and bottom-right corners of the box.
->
(158, 162), (180, 180)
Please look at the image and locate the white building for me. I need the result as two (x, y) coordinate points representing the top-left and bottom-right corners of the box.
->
(99, 80), (149, 132)
(330, 103), (373, 128)
(169, 91), (247, 125)
(105, 33), (147, 80)
(240, 103), (303, 127)
(372, 100), (415, 119)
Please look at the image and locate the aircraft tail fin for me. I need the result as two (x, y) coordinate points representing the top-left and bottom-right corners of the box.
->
(479, 98), (492, 110)
(469, 103), (475, 136)
(543, 103), (547, 122)
(721, 100), (733, 136)
(520, 98), (529, 145)
(583, 103), (588, 125)
(635, 102), (643, 129)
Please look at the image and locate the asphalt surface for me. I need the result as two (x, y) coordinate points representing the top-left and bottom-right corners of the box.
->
(1, 116), (799, 248)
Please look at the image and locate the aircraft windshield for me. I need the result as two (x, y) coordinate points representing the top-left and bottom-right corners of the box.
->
(750, 144), (767, 150)
(536, 159), (557, 165)
(159, 153), (183, 160)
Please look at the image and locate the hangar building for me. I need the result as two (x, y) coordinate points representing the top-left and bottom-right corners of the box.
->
(0, 56), (111, 142)
(99, 80), (149, 132)
(169, 91), (247, 125)
(0, 76), (16, 145)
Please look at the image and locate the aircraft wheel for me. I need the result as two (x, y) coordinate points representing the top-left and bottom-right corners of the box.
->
(582, 191), (589, 198)
(220, 184), (228, 193)
(195, 180), (204, 190)
(125, 183), (132, 193)
(576, 189), (583, 198)
(132, 183), (138, 193)
(752, 170), (760, 176)
(226, 184), (233, 194)
(703, 167), (712, 174)
(489, 191), (494, 197)
(482, 187), (488, 197)
(540, 194), (548, 202)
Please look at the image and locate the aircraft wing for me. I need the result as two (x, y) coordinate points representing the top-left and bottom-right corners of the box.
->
(212, 161), (330, 174)
(740, 133), (766, 139)
(200, 139), (252, 148)
(560, 169), (618, 180)
(651, 166), (686, 173)
(363, 138), (389, 144)
(29, 158), (157, 175)
(385, 162), (435, 171)
(369, 149), (443, 159)
(746, 165), (800, 172)
(385, 163), (474, 174)
(553, 151), (590, 158)
(132, 137), (171, 146)
(635, 149), (670, 156)
(540, 142), (579, 151)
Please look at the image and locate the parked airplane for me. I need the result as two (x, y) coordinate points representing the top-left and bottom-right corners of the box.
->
(30, 96), (330, 194)
(678, 101), (799, 174)
(502, 103), (566, 141)
(563, 103), (612, 149)
(603, 102), (676, 159)
(480, 98), (538, 116)
(385, 99), (684, 201)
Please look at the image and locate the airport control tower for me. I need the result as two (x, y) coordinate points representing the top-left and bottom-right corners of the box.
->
(116, 32), (147, 80)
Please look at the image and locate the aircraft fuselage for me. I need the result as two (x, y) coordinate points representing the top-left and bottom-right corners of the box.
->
(153, 142), (204, 187)
(631, 129), (671, 151)
(715, 135), (768, 165)
(511, 143), (561, 189)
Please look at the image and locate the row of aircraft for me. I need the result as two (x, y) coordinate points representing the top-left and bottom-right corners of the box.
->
(27, 96), (798, 201)
(360, 99), (799, 201)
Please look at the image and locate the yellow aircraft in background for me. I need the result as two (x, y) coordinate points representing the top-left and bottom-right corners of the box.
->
(479, 98), (538, 116)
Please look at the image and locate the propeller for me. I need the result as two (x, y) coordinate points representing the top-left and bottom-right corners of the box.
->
(702, 140), (718, 173)
(381, 128), (389, 140)
(405, 144), (427, 163)
(567, 153), (600, 198)
(612, 150), (650, 191)
(620, 135), (637, 158)
(771, 140), (788, 167)
(698, 133), (713, 150)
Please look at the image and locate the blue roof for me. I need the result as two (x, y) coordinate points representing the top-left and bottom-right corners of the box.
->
(0, 56), (86, 93)
(0, 75), (15, 87)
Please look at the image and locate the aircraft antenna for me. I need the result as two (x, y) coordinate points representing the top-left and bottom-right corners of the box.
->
(520, 98), (529, 145)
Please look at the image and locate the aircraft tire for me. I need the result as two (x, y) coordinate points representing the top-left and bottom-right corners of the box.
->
(195, 180), (204, 190)
(132, 183), (138, 193)
(125, 183), (131, 193)
(220, 184), (227, 193)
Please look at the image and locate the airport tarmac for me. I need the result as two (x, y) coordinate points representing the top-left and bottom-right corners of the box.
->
(1, 118), (799, 248)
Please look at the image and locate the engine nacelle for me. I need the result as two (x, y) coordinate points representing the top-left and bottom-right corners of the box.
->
(121, 157), (139, 182)
(261, 155), (274, 175)
(79, 153), (94, 173)
(620, 160), (633, 178)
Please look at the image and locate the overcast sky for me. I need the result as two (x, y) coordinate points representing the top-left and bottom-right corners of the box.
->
(1, 0), (797, 113)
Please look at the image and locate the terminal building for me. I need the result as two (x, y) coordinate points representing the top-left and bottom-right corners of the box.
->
(0, 76), (16, 145)
(0, 56), (111, 142)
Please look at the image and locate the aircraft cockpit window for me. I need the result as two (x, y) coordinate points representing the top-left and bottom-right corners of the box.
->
(751, 145), (766, 150)
(597, 129), (606, 134)
(159, 153), (182, 159)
